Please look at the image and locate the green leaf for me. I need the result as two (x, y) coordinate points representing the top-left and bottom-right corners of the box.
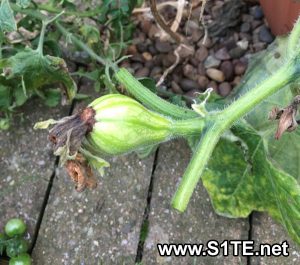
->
(43, 88), (61, 107)
(34, 119), (58, 130)
(0, 116), (9, 130)
(74, 93), (90, 100)
(202, 37), (300, 245)
(138, 77), (157, 93)
(79, 148), (110, 177)
(0, 48), (77, 106)
(14, 83), (27, 106)
(0, 84), (11, 109)
(229, 37), (300, 180)
(0, 0), (17, 32)
(16, 0), (31, 8)
(202, 121), (300, 244)
(79, 24), (100, 46)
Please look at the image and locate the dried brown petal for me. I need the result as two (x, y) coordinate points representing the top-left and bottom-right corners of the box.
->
(275, 106), (297, 139)
(65, 153), (97, 192)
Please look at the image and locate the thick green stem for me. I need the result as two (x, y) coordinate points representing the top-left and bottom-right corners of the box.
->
(171, 118), (206, 136)
(115, 68), (198, 119)
(172, 58), (297, 212)
(220, 63), (294, 128)
(172, 125), (221, 211)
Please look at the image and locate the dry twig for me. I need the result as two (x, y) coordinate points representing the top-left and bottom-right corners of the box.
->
(149, 0), (182, 43)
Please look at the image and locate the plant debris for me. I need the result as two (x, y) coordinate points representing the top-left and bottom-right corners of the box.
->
(269, 95), (300, 139)
(65, 153), (97, 192)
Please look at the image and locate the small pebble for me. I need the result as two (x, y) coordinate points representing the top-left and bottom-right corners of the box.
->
(206, 68), (225, 82)
(242, 14), (253, 23)
(224, 38), (237, 50)
(171, 81), (183, 94)
(185, 20), (199, 36)
(240, 22), (251, 33)
(142, 52), (152, 61)
(253, 42), (266, 52)
(183, 64), (197, 81)
(127, 44), (137, 55)
(232, 76), (242, 86)
(218, 82), (232, 97)
(198, 37), (213, 48)
(251, 6), (264, 20)
(135, 67), (150, 78)
(131, 62), (143, 71)
(144, 60), (154, 69)
(229, 47), (246, 59)
(237, 39), (249, 50)
(131, 54), (144, 63)
(259, 25), (274, 44)
(195, 46), (209, 62)
(234, 61), (247, 76)
(148, 24), (160, 38)
(191, 30), (204, 43)
(189, 57), (199, 67)
(197, 75), (209, 90)
(177, 45), (195, 58)
(155, 39), (173, 53)
(197, 63), (206, 75)
(220, 61), (234, 81)
(150, 66), (162, 78)
(148, 45), (157, 55)
(162, 53), (176, 68)
(204, 55), (221, 68)
(208, 81), (218, 91)
(185, 89), (200, 99)
(251, 20), (262, 30)
(180, 79), (199, 91)
(215, 47), (231, 60)
(139, 19), (152, 33)
(136, 43), (148, 53)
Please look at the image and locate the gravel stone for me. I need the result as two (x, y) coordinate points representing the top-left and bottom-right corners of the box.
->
(195, 46), (209, 62)
(240, 22), (251, 33)
(251, 6), (264, 20)
(177, 45), (195, 58)
(180, 79), (199, 91)
(208, 80), (218, 91)
(234, 61), (247, 76)
(204, 55), (221, 68)
(259, 25), (274, 44)
(197, 63), (206, 75)
(218, 82), (232, 96)
(229, 47), (246, 59)
(171, 81), (183, 94)
(155, 39), (173, 53)
(150, 66), (162, 78)
(220, 61), (234, 81)
(197, 75), (209, 90)
(215, 47), (231, 60)
(183, 64), (197, 81)
(135, 67), (150, 78)
(206, 68), (225, 82)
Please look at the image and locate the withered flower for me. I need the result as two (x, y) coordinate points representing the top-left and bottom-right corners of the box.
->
(269, 95), (300, 140)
